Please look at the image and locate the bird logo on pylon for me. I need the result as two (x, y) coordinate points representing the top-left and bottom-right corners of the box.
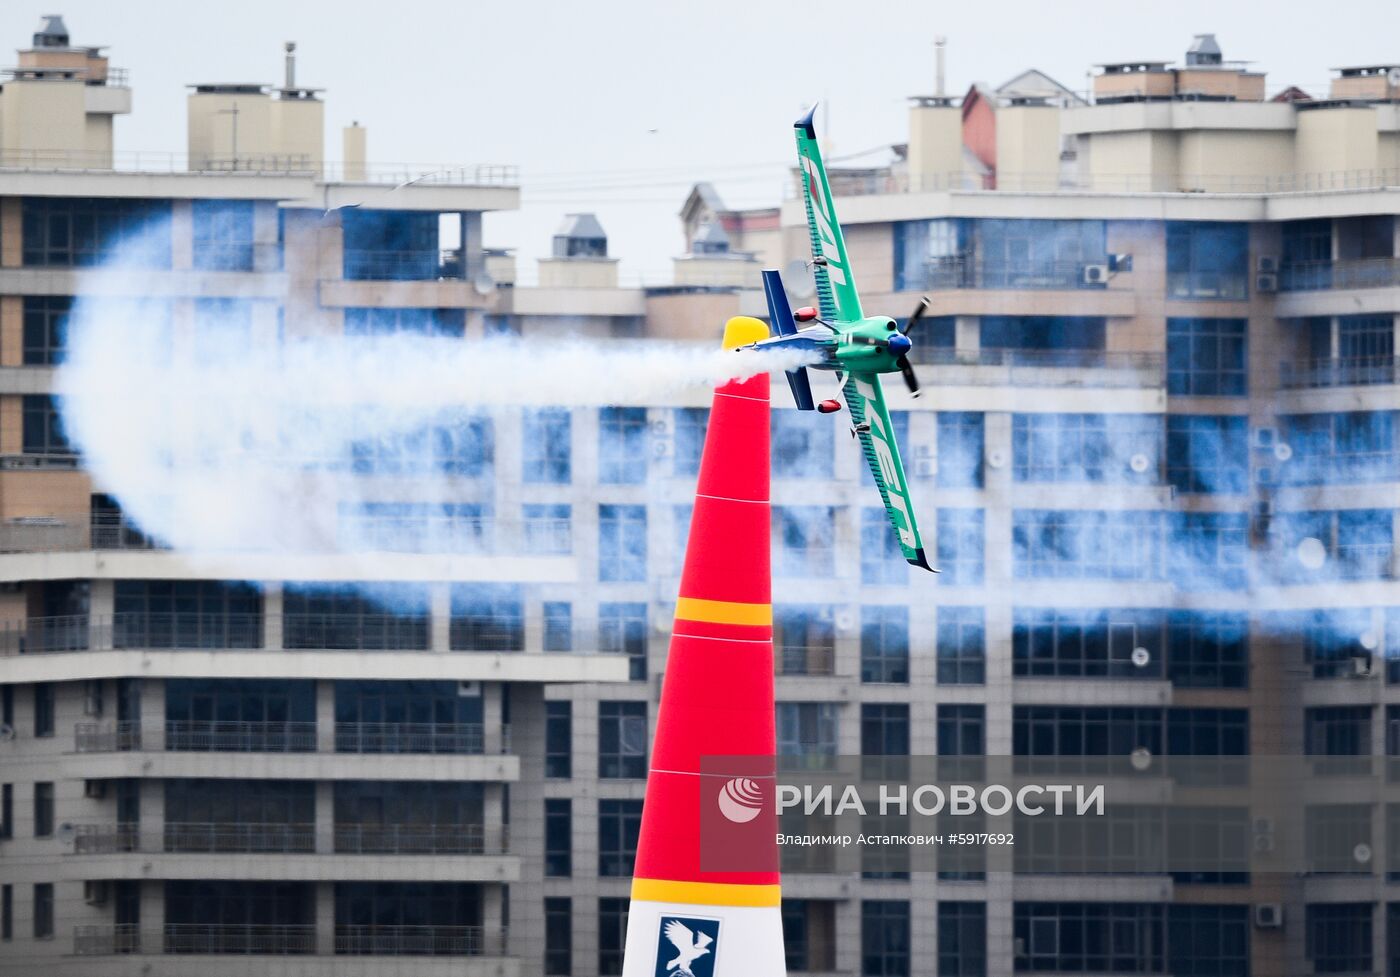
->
(657, 916), (720, 977)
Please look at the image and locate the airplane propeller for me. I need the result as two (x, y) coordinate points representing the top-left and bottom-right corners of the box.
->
(894, 296), (931, 396)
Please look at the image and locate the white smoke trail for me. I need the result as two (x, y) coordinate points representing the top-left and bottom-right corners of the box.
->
(55, 241), (815, 557)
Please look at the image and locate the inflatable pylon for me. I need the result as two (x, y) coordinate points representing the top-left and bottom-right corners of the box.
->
(621, 316), (786, 977)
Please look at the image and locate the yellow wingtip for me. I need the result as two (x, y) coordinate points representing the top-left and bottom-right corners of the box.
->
(722, 316), (770, 350)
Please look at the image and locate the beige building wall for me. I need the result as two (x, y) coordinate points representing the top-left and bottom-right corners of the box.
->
(1296, 107), (1380, 176)
(0, 80), (88, 161)
(537, 257), (619, 289)
(994, 104), (1061, 191)
(271, 97), (325, 170)
(906, 103), (963, 191)
(1177, 130), (1295, 190)
(1087, 129), (1179, 191)
(0, 295), (21, 366)
(187, 91), (275, 168)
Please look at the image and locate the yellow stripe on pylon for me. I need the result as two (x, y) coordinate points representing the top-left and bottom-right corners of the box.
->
(631, 878), (782, 907)
(674, 597), (773, 627)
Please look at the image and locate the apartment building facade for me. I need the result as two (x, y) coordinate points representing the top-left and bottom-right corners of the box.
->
(1, 18), (1399, 977)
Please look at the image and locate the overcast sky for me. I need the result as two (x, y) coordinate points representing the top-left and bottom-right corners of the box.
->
(12, 1), (1400, 278)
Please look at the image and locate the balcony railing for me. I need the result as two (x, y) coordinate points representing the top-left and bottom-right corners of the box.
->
(335, 721), (500, 755)
(1280, 257), (1400, 292)
(74, 923), (318, 956)
(908, 347), (1165, 388)
(70, 822), (505, 855)
(342, 249), (467, 282)
(1166, 271), (1249, 301)
(1, 612), (634, 657)
(74, 720), (318, 754)
(911, 256), (1107, 291)
(333, 822), (507, 855)
(776, 645), (838, 677)
(335, 924), (506, 956)
(1279, 355), (1399, 389)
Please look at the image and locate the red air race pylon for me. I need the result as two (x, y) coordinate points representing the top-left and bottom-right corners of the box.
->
(621, 316), (786, 977)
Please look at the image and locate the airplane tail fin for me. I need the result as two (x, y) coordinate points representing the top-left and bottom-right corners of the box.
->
(761, 269), (815, 411)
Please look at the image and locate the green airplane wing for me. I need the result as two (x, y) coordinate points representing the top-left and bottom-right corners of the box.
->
(842, 371), (934, 571)
(794, 106), (864, 324)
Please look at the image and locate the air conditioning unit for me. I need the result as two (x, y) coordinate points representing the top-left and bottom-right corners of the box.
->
(83, 779), (107, 800)
(456, 681), (482, 697)
(1256, 255), (1280, 274)
(1254, 904), (1284, 929)
(986, 449), (1008, 470)
(914, 459), (936, 480)
(1082, 263), (1110, 285)
(84, 880), (108, 906)
(1255, 272), (1278, 293)
(1351, 656), (1375, 678)
(1252, 427), (1277, 450)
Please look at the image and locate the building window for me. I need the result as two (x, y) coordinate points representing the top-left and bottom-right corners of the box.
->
(347, 412), (493, 476)
(1306, 804), (1372, 876)
(1013, 609), (1162, 679)
(545, 701), (572, 779)
(449, 584), (523, 652)
(862, 507), (908, 585)
(777, 702), (838, 761)
(938, 705), (985, 756)
(523, 504), (571, 556)
(1279, 411), (1399, 486)
(673, 407), (708, 476)
(977, 219), (1107, 289)
(600, 602), (648, 681)
(1013, 413), (1160, 484)
(598, 505), (647, 582)
(1166, 222), (1248, 300)
(1166, 414), (1249, 494)
(1167, 612), (1247, 688)
(598, 799), (643, 877)
(341, 209), (446, 281)
(1170, 513), (1248, 590)
(938, 606), (986, 684)
(1, 784), (11, 839)
(773, 409), (834, 478)
(344, 307), (464, 338)
(938, 412), (984, 488)
(938, 902), (987, 977)
(33, 783), (53, 837)
(32, 883), (53, 940)
(1167, 318), (1247, 395)
(285, 585), (429, 650)
(543, 602), (573, 652)
(980, 316), (1106, 359)
(598, 701), (647, 778)
(775, 505), (836, 578)
(1306, 903), (1372, 974)
(1305, 706), (1371, 757)
(22, 197), (172, 268)
(523, 408), (571, 484)
(192, 199), (256, 271)
(544, 898), (572, 975)
(1, 884), (9, 941)
(114, 579), (262, 649)
(1015, 902), (1164, 973)
(1014, 707), (1163, 757)
(1293, 608), (1373, 679)
(544, 798), (571, 877)
(1167, 708), (1248, 756)
(33, 683), (54, 737)
(861, 704), (910, 756)
(22, 395), (73, 456)
(1013, 509), (1161, 580)
(861, 606), (909, 684)
(775, 605), (835, 678)
(1277, 508), (1394, 582)
(598, 898), (629, 977)
(22, 297), (73, 366)
(937, 508), (984, 585)
(599, 406), (648, 484)
(672, 504), (693, 576)
(895, 218), (968, 291)
(862, 900), (911, 977)
(334, 680), (478, 755)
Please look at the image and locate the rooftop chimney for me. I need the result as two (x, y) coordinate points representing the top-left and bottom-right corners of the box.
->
(33, 15), (69, 48)
(935, 35), (947, 97)
(552, 213), (608, 258)
(1186, 33), (1222, 67)
(284, 41), (296, 90)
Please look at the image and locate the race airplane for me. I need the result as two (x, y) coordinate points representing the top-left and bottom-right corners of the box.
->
(738, 106), (936, 572)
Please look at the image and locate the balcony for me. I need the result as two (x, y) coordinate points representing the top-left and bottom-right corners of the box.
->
(73, 720), (506, 755)
(1166, 271), (1248, 301)
(70, 822), (507, 855)
(342, 249), (467, 282)
(335, 722), (499, 755)
(74, 922), (318, 956)
(912, 256), (1107, 291)
(336, 924), (506, 957)
(909, 347), (1164, 388)
(1281, 258), (1400, 292)
(1280, 356), (1399, 390)
(776, 645), (838, 677)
